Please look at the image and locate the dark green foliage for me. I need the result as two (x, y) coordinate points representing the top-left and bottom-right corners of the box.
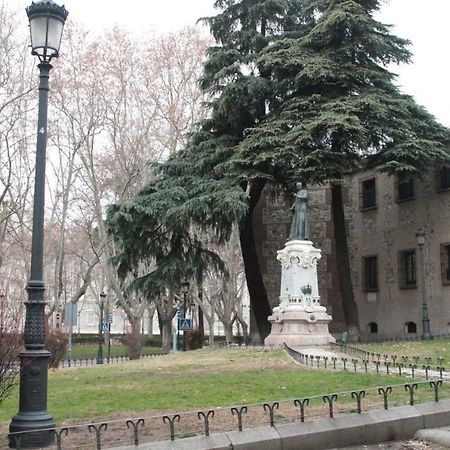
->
(107, 0), (313, 340)
(108, 0), (449, 340)
(235, 0), (450, 183)
(231, 0), (449, 338)
(107, 160), (247, 296)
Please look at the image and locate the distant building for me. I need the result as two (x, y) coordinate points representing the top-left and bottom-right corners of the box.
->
(63, 291), (250, 340)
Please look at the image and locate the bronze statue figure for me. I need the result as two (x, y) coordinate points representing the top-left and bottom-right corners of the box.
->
(288, 183), (308, 241)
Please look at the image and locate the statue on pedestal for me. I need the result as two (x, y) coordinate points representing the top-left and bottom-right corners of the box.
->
(288, 183), (308, 241)
(265, 181), (335, 347)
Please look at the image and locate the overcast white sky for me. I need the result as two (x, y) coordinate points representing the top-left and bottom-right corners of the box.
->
(13, 0), (450, 127)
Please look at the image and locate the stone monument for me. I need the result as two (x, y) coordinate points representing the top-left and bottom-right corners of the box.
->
(265, 184), (335, 347)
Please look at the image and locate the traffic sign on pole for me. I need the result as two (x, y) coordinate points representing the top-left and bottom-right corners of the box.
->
(178, 318), (192, 331)
(102, 322), (110, 332)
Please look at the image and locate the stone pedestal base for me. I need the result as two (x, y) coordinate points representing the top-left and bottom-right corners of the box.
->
(265, 307), (335, 347)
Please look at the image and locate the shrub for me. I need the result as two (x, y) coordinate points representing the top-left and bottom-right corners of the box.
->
(121, 329), (142, 360)
(186, 328), (203, 350)
(0, 332), (22, 406)
(45, 329), (68, 369)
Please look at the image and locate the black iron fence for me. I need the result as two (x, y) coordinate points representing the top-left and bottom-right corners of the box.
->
(58, 352), (168, 369)
(284, 344), (446, 380)
(330, 342), (446, 373)
(2, 379), (448, 449)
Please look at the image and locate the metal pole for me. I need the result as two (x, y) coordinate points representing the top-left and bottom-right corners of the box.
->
(418, 241), (433, 340)
(107, 324), (111, 363)
(0, 293), (4, 330)
(9, 62), (55, 447)
(97, 301), (104, 364)
(183, 292), (187, 352)
(67, 303), (72, 368)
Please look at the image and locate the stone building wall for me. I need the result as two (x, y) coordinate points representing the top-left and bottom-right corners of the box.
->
(347, 168), (450, 339)
(253, 166), (450, 340)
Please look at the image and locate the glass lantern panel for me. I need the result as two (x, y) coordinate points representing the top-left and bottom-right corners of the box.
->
(29, 16), (48, 54)
(46, 17), (64, 54)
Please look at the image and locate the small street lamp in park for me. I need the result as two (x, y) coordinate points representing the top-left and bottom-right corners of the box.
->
(416, 229), (433, 340)
(97, 292), (107, 364)
(181, 281), (190, 351)
(9, 1), (68, 448)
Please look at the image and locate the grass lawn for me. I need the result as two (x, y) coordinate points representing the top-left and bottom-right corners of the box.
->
(358, 339), (450, 366)
(66, 343), (162, 360)
(0, 347), (407, 427)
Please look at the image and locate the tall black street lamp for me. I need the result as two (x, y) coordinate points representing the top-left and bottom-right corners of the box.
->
(181, 281), (190, 351)
(416, 229), (433, 340)
(9, 1), (68, 448)
(97, 292), (107, 364)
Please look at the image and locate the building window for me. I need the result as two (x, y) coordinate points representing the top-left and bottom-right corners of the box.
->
(395, 175), (415, 202)
(368, 322), (378, 334)
(360, 178), (376, 210)
(441, 243), (450, 285)
(436, 165), (450, 191)
(405, 321), (417, 334)
(398, 250), (416, 289)
(362, 256), (378, 292)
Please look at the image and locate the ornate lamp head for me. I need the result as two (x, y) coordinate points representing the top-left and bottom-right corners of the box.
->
(26, 0), (68, 62)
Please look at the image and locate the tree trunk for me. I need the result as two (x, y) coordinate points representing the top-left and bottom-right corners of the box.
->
(331, 183), (360, 341)
(147, 304), (156, 339)
(161, 319), (172, 353)
(207, 316), (215, 345)
(239, 179), (271, 342)
(236, 311), (249, 343)
(126, 317), (142, 359)
(197, 277), (205, 346)
(224, 322), (233, 344)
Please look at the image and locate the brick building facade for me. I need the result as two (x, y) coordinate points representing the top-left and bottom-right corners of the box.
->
(254, 163), (450, 340)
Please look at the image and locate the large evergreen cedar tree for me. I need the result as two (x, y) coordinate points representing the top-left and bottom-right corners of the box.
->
(108, 0), (449, 342)
(107, 0), (310, 341)
(234, 0), (450, 339)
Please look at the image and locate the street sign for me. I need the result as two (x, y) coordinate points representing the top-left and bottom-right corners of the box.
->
(178, 318), (192, 331)
(64, 302), (77, 327)
(102, 322), (110, 332)
(108, 313), (113, 323)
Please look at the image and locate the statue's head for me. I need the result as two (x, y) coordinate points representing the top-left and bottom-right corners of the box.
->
(296, 182), (303, 191)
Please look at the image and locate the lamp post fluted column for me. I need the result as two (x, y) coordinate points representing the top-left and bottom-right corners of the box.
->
(9, 2), (68, 447)
(416, 229), (433, 340)
(97, 292), (106, 364)
(9, 61), (55, 449)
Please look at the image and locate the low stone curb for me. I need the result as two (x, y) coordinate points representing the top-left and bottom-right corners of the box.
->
(108, 399), (450, 450)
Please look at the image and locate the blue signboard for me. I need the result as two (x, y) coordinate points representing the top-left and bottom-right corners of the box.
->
(178, 318), (192, 331)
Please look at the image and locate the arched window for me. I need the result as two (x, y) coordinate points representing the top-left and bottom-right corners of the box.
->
(368, 322), (378, 334)
(405, 322), (417, 334)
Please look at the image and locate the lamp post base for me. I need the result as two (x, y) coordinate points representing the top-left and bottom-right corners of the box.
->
(9, 412), (55, 448)
(9, 350), (55, 448)
(422, 319), (433, 341)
